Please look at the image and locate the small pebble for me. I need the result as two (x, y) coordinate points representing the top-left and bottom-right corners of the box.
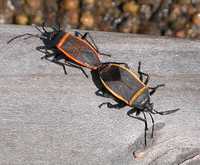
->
(60, 0), (79, 11)
(192, 12), (200, 25)
(80, 12), (94, 28)
(123, 1), (139, 15)
(15, 14), (29, 25)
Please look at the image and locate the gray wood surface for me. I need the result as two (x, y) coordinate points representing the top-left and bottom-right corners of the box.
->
(0, 24), (200, 164)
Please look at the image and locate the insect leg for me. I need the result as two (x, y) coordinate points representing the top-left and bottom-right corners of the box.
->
(41, 51), (68, 75)
(41, 21), (50, 36)
(138, 62), (150, 85)
(98, 101), (126, 109)
(63, 60), (89, 77)
(148, 113), (154, 138)
(142, 112), (148, 146)
(99, 102), (116, 108)
(40, 47), (57, 59)
(81, 32), (99, 51)
(127, 109), (148, 146)
(148, 84), (165, 96)
(76, 31), (111, 57)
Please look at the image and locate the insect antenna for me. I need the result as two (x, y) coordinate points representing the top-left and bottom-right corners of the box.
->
(153, 108), (180, 115)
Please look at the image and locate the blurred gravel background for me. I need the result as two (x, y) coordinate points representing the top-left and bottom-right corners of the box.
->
(1, 0), (200, 38)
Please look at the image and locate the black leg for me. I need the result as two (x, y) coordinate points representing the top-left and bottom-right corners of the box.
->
(35, 25), (43, 34)
(53, 58), (89, 77)
(75, 31), (111, 57)
(41, 47), (58, 59)
(138, 62), (165, 95)
(142, 112), (148, 146)
(64, 60), (89, 78)
(99, 102), (117, 108)
(148, 113), (154, 138)
(98, 102), (126, 109)
(127, 109), (148, 146)
(138, 62), (150, 85)
(62, 64), (67, 75)
(148, 84), (165, 96)
(41, 49), (88, 77)
(80, 32), (99, 51)
(95, 88), (115, 99)
(42, 53), (68, 75)
(41, 21), (50, 36)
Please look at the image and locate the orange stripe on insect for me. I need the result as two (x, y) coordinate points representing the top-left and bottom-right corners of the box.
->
(129, 86), (148, 105)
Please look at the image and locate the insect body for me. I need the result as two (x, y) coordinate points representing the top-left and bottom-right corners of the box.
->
(50, 30), (101, 69)
(98, 62), (180, 145)
(37, 22), (110, 77)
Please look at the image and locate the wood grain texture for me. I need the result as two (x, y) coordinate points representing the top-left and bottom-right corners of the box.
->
(1, 24), (200, 164)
